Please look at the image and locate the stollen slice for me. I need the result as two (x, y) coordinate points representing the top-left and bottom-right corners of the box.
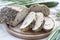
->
(32, 12), (44, 32)
(43, 17), (54, 32)
(20, 12), (36, 32)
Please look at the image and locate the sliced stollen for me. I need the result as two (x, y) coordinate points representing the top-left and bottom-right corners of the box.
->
(12, 5), (28, 26)
(29, 4), (50, 16)
(0, 4), (28, 26)
(32, 12), (44, 32)
(20, 12), (36, 32)
(43, 17), (54, 31)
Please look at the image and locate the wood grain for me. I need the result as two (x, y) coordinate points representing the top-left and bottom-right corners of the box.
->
(5, 23), (52, 39)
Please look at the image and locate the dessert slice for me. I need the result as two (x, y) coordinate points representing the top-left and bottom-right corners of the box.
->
(29, 4), (50, 16)
(32, 12), (44, 32)
(20, 12), (36, 32)
(0, 4), (28, 26)
(43, 17), (54, 31)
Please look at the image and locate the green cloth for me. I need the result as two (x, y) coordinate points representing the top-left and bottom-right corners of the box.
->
(1, 0), (34, 5)
(47, 26), (60, 40)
